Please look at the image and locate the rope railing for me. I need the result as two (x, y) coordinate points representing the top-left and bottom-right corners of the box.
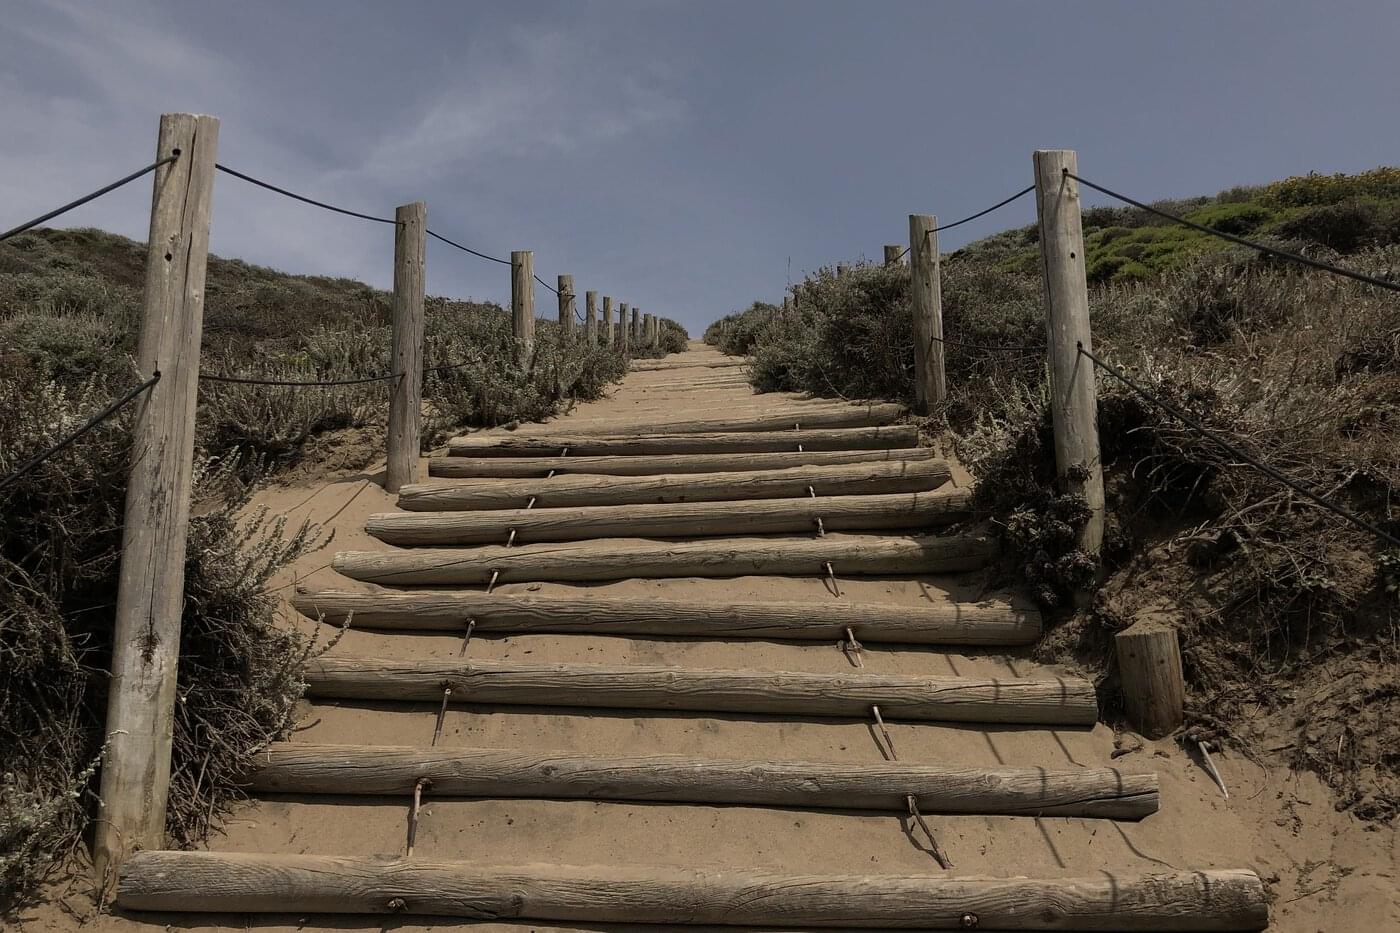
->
(0, 156), (179, 242)
(1078, 343), (1400, 549)
(0, 373), (161, 492)
(1068, 171), (1400, 293)
(892, 184), (1036, 262)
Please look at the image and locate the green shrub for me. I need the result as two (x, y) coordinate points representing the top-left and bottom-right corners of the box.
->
(704, 301), (778, 355)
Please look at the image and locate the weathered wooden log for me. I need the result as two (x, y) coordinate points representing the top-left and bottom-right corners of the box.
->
(304, 655), (1095, 725)
(332, 532), (995, 586)
(630, 357), (747, 370)
(1116, 616), (1185, 738)
(118, 852), (1269, 930)
(402, 458), (949, 510)
(430, 446), (933, 478)
(250, 743), (1157, 819)
(368, 490), (971, 546)
(289, 588), (1041, 645)
(443, 424), (917, 457)
(487, 403), (904, 438)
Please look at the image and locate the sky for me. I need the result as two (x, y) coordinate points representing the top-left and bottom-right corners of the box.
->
(3, 0), (1399, 335)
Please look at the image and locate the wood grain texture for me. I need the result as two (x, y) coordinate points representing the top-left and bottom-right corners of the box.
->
(303, 655), (1098, 725)
(118, 852), (1269, 929)
(602, 295), (613, 344)
(289, 587), (1039, 643)
(619, 302), (630, 352)
(443, 425), (918, 457)
(584, 290), (597, 345)
(429, 446), (933, 478)
(910, 213), (946, 413)
(404, 457), (948, 510)
(332, 532), (995, 585)
(1034, 149), (1105, 553)
(385, 201), (425, 493)
(557, 274), (574, 337)
(489, 402), (905, 438)
(249, 743), (1158, 818)
(366, 489), (971, 545)
(96, 113), (219, 881)
(1116, 618), (1185, 738)
(510, 250), (534, 369)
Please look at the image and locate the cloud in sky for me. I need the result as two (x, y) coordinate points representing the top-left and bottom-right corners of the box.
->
(4, 0), (1400, 334)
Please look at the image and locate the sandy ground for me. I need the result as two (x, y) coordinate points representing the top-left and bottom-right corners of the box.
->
(21, 343), (1397, 931)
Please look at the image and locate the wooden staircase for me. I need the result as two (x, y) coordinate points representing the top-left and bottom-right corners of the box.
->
(115, 346), (1269, 930)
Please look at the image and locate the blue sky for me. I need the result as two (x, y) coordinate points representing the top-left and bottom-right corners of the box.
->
(3, 1), (1398, 334)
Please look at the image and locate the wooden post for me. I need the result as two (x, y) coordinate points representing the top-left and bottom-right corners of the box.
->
(511, 250), (534, 369)
(631, 306), (641, 346)
(95, 112), (219, 887)
(884, 244), (903, 266)
(909, 214), (946, 413)
(1033, 149), (1105, 554)
(386, 201), (426, 493)
(1115, 616), (1185, 738)
(618, 302), (630, 354)
(557, 274), (574, 339)
(645, 313), (655, 348)
(584, 290), (598, 346)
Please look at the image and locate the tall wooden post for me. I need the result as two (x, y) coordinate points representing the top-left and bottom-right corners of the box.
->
(585, 290), (598, 345)
(386, 201), (425, 493)
(619, 302), (630, 354)
(603, 296), (615, 346)
(884, 244), (903, 266)
(1034, 149), (1105, 554)
(644, 313), (653, 348)
(511, 251), (535, 369)
(631, 306), (641, 346)
(95, 112), (219, 887)
(909, 214), (946, 413)
(557, 274), (575, 339)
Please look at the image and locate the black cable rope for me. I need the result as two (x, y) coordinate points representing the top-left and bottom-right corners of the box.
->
(1068, 172), (1400, 294)
(895, 184), (1037, 261)
(0, 373), (160, 492)
(214, 164), (397, 225)
(533, 273), (559, 296)
(0, 156), (178, 242)
(929, 334), (1042, 354)
(199, 370), (400, 387)
(1078, 343), (1400, 549)
(426, 229), (511, 265)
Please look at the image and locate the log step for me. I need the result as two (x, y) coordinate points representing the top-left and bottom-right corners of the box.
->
(367, 490), (971, 546)
(332, 532), (995, 586)
(429, 446), (933, 478)
(444, 424), (917, 457)
(482, 402), (905, 438)
(117, 852), (1270, 929)
(401, 458), (950, 511)
(629, 356), (747, 370)
(304, 656), (1097, 725)
(289, 588), (1041, 645)
(250, 743), (1158, 819)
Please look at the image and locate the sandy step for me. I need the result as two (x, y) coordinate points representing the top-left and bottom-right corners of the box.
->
(332, 531), (995, 586)
(367, 490), (971, 546)
(444, 424), (917, 457)
(429, 446), (933, 478)
(304, 656), (1095, 725)
(290, 587), (1040, 645)
(483, 402), (904, 438)
(402, 457), (949, 510)
(249, 742), (1158, 819)
(117, 852), (1269, 929)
